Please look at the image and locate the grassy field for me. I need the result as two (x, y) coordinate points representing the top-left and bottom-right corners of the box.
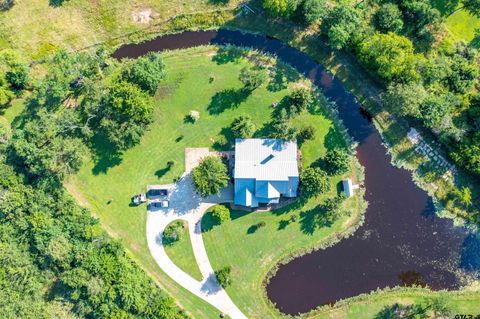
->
(0, 0), (240, 59)
(431, 0), (480, 42)
(66, 46), (363, 318)
(163, 220), (203, 281)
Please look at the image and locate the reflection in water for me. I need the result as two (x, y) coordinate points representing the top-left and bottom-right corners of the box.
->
(113, 30), (476, 315)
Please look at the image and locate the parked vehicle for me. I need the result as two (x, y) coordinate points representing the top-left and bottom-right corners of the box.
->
(149, 200), (169, 209)
(131, 193), (146, 206)
(147, 189), (168, 197)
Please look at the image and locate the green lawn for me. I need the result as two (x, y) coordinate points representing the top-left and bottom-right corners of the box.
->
(67, 46), (362, 318)
(0, 98), (25, 135)
(431, 0), (480, 42)
(164, 220), (203, 281)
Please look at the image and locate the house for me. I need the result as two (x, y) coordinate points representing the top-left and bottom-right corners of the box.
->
(234, 138), (299, 208)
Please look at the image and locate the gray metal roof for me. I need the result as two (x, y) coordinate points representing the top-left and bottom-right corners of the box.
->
(234, 138), (299, 181)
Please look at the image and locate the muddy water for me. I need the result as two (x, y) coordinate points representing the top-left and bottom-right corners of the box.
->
(114, 30), (473, 315)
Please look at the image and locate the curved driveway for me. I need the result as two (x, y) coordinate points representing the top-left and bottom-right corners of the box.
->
(145, 173), (247, 319)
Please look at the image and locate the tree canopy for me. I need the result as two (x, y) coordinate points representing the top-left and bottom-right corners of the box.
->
(192, 156), (229, 197)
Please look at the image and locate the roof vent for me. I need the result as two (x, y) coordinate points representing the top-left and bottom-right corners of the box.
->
(260, 154), (274, 165)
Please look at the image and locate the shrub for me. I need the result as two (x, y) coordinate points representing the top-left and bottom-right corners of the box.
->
(324, 148), (350, 176)
(215, 266), (232, 288)
(192, 156), (229, 197)
(301, 167), (330, 195)
(239, 66), (267, 91)
(188, 110), (200, 123)
(256, 221), (266, 228)
(163, 220), (184, 245)
(211, 205), (231, 223)
(231, 115), (256, 138)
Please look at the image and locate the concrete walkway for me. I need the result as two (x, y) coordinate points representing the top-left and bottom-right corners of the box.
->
(146, 150), (246, 319)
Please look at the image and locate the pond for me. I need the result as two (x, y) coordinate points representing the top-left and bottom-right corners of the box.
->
(113, 29), (477, 315)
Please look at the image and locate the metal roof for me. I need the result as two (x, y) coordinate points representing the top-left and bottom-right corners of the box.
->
(234, 139), (299, 181)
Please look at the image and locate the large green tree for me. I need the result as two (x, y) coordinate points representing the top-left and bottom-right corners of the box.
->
(231, 115), (256, 138)
(122, 52), (166, 95)
(321, 4), (362, 50)
(192, 156), (229, 197)
(358, 32), (421, 83)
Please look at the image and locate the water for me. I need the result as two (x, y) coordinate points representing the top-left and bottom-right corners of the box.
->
(113, 29), (474, 315)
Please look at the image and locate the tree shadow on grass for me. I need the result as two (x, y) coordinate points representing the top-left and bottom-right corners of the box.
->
(267, 61), (301, 92)
(155, 166), (171, 179)
(299, 205), (335, 235)
(212, 125), (234, 151)
(201, 211), (220, 233)
(207, 88), (250, 115)
(247, 224), (259, 234)
(90, 135), (123, 175)
(211, 46), (243, 65)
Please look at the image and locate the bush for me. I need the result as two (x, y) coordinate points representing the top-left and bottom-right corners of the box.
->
(192, 156), (229, 197)
(163, 220), (184, 245)
(215, 266), (232, 288)
(211, 205), (231, 223)
(256, 221), (266, 228)
(324, 148), (350, 176)
(188, 110), (200, 123)
(301, 167), (330, 195)
(231, 115), (256, 138)
(239, 66), (267, 91)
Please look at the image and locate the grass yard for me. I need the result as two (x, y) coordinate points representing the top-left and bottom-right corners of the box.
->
(202, 190), (364, 318)
(163, 220), (203, 281)
(67, 46), (362, 318)
(431, 0), (480, 42)
(0, 0), (240, 59)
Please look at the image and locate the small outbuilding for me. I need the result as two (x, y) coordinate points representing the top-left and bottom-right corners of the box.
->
(342, 179), (354, 198)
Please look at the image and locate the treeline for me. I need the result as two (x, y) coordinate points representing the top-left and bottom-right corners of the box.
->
(0, 49), (187, 318)
(261, 0), (480, 199)
(10, 49), (164, 182)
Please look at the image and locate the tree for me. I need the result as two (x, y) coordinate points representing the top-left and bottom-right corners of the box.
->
(262, 0), (298, 17)
(0, 50), (29, 90)
(419, 94), (453, 130)
(12, 110), (87, 180)
(301, 167), (330, 195)
(286, 88), (312, 115)
(238, 66), (267, 91)
(270, 109), (298, 140)
(383, 82), (427, 117)
(321, 5), (362, 49)
(401, 0), (440, 37)
(192, 156), (229, 197)
(108, 81), (153, 125)
(215, 266), (232, 288)
(444, 54), (478, 94)
(373, 3), (404, 33)
(122, 52), (165, 95)
(298, 125), (316, 142)
(163, 221), (184, 245)
(0, 72), (14, 106)
(358, 32), (421, 83)
(324, 148), (350, 175)
(231, 115), (256, 138)
(301, 0), (326, 24)
(211, 205), (230, 223)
